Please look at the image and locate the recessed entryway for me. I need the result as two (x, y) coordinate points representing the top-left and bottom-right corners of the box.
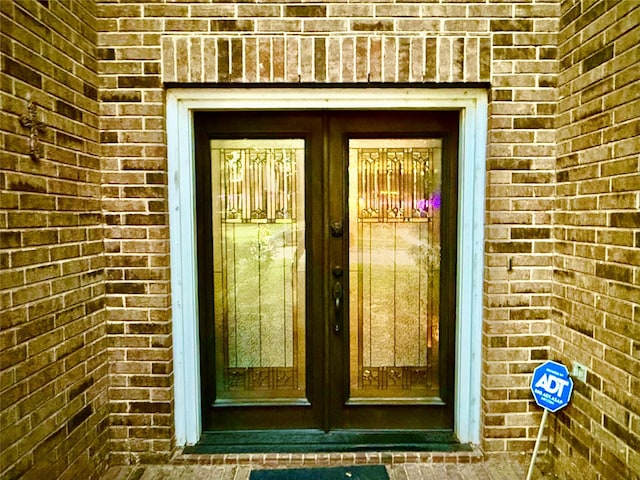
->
(166, 88), (487, 449)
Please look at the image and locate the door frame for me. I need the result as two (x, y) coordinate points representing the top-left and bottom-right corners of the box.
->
(167, 87), (488, 447)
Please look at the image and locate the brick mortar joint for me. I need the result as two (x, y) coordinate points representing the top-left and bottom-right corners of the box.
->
(160, 33), (493, 39)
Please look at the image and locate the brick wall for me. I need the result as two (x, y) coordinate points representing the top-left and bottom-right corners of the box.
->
(96, 0), (559, 461)
(0, 1), (109, 480)
(6, 0), (637, 477)
(482, 3), (558, 455)
(97, 2), (174, 465)
(552, 1), (640, 479)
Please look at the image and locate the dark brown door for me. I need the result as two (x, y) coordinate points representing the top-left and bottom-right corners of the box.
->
(194, 110), (458, 446)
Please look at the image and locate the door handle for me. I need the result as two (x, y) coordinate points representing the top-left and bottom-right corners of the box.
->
(332, 280), (343, 334)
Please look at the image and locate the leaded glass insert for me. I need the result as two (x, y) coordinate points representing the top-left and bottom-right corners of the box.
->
(211, 139), (306, 403)
(348, 139), (442, 402)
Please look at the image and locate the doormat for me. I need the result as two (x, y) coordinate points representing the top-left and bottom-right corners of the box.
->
(249, 465), (389, 480)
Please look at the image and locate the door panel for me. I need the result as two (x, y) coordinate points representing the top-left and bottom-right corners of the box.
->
(195, 112), (324, 430)
(195, 110), (458, 439)
(327, 111), (458, 431)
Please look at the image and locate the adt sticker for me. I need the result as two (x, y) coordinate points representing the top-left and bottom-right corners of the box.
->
(531, 360), (573, 412)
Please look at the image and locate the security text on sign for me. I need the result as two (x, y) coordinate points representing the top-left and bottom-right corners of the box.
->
(530, 361), (573, 413)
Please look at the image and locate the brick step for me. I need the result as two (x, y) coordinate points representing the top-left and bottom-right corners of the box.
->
(172, 449), (485, 467)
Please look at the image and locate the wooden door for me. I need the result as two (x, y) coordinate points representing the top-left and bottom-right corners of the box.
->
(194, 110), (458, 448)
(327, 111), (458, 433)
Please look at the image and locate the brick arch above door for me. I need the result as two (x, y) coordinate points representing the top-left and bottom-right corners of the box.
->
(161, 35), (491, 84)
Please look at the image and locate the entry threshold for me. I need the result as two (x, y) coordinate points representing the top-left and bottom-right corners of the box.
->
(184, 430), (473, 454)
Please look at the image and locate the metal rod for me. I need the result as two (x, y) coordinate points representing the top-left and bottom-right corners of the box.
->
(526, 408), (549, 480)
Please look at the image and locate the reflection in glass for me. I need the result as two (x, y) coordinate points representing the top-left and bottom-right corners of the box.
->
(348, 139), (442, 401)
(211, 139), (306, 403)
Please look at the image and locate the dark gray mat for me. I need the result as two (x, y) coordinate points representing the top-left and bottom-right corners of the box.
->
(249, 465), (389, 480)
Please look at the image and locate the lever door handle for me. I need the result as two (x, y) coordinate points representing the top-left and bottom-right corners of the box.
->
(332, 280), (343, 334)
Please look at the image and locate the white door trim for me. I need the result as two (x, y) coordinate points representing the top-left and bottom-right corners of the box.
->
(166, 88), (487, 446)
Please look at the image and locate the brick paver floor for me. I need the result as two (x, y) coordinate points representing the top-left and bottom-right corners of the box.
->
(101, 459), (554, 480)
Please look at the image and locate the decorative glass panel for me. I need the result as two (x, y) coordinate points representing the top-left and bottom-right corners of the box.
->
(348, 139), (442, 402)
(211, 139), (306, 403)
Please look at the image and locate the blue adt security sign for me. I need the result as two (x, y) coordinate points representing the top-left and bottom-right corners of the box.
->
(531, 360), (573, 412)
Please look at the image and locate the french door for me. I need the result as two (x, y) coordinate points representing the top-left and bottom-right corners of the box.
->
(194, 110), (459, 447)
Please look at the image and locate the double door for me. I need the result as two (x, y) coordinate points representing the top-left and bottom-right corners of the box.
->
(194, 110), (458, 447)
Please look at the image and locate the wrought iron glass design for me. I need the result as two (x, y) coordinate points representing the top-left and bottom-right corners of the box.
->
(211, 139), (306, 403)
(348, 139), (442, 402)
